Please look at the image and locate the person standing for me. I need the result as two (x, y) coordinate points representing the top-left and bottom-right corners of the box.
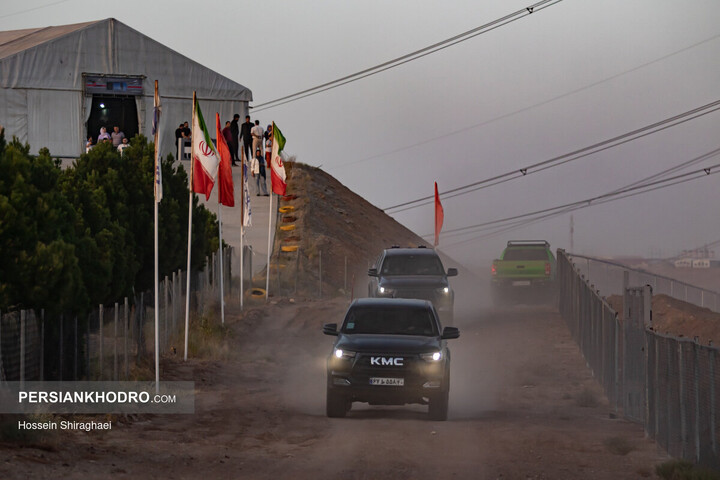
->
(230, 114), (240, 166)
(175, 123), (184, 158)
(252, 148), (269, 196)
(111, 126), (125, 147)
(223, 120), (237, 166)
(251, 120), (264, 155)
(98, 126), (110, 142)
(264, 124), (273, 165)
(240, 115), (253, 163)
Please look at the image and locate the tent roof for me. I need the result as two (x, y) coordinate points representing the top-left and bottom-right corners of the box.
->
(0, 18), (252, 101)
(0, 20), (97, 60)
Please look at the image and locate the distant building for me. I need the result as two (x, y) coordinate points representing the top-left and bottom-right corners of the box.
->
(0, 18), (252, 158)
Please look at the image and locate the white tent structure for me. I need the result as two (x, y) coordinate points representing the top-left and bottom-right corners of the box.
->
(0, 18), (252, 158)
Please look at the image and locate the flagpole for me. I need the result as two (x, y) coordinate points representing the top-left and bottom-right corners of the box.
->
(218, 202), (225, 324)
(266, 190), (272, 302)
(153, 80), (160, 393)
(240, 139), (245, 310)
(184, 92), (196, 361)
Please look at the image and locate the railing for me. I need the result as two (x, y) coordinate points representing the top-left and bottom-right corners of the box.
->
(0, 245), (245, 382)
(568, 253), (720, 312)
(558, 249), (719, 469)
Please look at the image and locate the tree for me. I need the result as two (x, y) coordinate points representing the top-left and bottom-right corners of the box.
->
(0, 129), (219, 314)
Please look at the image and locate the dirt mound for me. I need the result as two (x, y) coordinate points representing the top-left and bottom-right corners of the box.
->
(606, 294), (720, 346)
(269, 162), (429, 298)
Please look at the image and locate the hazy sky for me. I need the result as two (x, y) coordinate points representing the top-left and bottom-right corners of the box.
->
(2, 0), (719, 270)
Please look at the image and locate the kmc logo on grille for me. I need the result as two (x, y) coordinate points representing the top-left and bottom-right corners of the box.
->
(370, 357), (403, 366)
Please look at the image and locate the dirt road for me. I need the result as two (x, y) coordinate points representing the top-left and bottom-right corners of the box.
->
(0, 297), (668, 479)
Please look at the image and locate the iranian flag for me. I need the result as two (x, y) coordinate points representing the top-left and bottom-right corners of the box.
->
(270, 122), (287, 196)
(215, 112), (234, 207)
(192, 98), (219, 200)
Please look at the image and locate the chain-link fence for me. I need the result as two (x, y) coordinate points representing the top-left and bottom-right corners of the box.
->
(0, 245), (244, 383)
(558, 249), (719, 469)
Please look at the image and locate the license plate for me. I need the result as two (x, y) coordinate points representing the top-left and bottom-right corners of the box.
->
(512, 281), (531, 287)
(370, 377), (404, 386)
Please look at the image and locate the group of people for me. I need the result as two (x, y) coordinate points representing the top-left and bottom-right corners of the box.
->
(221, 114), (273, 196)
(86, 126), (129, 154)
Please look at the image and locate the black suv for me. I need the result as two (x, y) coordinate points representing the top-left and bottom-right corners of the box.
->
(323, 298), (460, 420)
(368, 246), (458, 324)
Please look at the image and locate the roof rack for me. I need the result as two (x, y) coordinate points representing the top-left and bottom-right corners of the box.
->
(507, 240), (550, 247)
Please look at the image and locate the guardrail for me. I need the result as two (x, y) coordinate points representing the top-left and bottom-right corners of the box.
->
(567, 253), (719, 312)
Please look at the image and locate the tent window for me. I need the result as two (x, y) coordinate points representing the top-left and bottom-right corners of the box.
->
(87, 95), (138, 144)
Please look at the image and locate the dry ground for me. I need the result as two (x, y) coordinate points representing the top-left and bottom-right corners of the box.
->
(0, 296), (669, 479)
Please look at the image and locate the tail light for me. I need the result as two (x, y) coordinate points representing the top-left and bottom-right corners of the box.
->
(491, 264), (497, 276)
(545, 262), (551, 276)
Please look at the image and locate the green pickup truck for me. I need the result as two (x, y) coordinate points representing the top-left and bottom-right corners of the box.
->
(490, 240), (557, 306)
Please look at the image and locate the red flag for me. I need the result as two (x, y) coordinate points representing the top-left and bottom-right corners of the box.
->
(434, 182), (443, 246)
(215, 113), (234, 207)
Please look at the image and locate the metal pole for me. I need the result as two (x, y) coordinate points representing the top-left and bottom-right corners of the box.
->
(58, 313), (62, 381)
(184, 92), (197, 361)
(218, 205), (225, 324)
(74, 316), (78, 380)
(124, 297), (129, 379)
(164, 275), (169, 348)
(40, 310), (44, 381)
(114, 302), (118, 381)
(20, 310), (25, 388)
(99, 304), (104, 381)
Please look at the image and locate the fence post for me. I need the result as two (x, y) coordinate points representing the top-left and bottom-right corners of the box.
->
(86, 314), (90, 380)
(164, 276), (169, 352)
(20, 310), (26, 387)
(710, 348), (717, 460)
(40, 310), (45, 381)
(0, 310), (4, 383)
(124, 297), (129, 380)
(114, 302), (119, 381)
(172, 271), (177, 339)
(74, 316), (78, 380)
(678, 341), (687, 460)
(693, 340), (700, 463)
(99, 304), (104, 381)
(58, 313), (62, 381)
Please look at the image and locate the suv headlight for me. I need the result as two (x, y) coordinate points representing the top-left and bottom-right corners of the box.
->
(436, 287), (451, 294)
(334, 348), (356, 360)
(378, 286), (395, 296)
(420, 351), (442, 362)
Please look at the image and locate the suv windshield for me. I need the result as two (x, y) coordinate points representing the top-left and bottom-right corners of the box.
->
(380, 255), (445, 275)
(503, 248), (548, 261)
(342, 307), (438, 336)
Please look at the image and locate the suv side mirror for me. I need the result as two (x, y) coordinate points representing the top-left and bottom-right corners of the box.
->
(323, 323), (339, 336)
(446, 268), (458, 277)
(368, 268), (378, 277)
(441, 326), (460, 340)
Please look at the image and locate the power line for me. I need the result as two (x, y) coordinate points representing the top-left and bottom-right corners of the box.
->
(0, 0), (71, 20)
(433, 162), (720, 248)
(442, 171), (717, 249)
(329, 32), (720, 171)
(250, 0), (563, 112)
(384, 99), (720, 212)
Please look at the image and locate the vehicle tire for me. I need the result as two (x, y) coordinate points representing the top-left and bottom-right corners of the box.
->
(428, 387), (449, 421)
(326, 389), (348, 418)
